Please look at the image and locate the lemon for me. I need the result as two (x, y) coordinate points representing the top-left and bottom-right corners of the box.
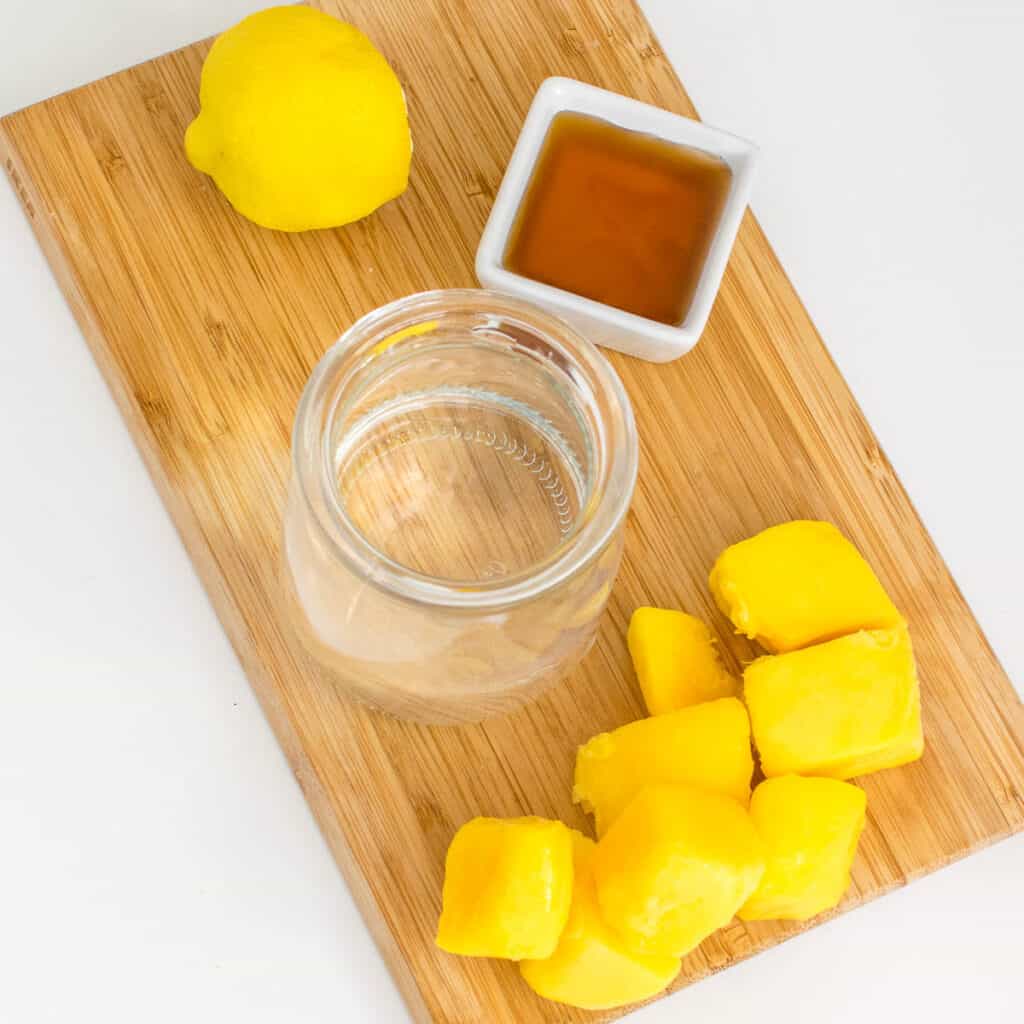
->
(185, 6), (411, 232)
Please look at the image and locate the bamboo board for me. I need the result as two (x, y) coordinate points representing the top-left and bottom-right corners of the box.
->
(2, 2), (1022, 1020)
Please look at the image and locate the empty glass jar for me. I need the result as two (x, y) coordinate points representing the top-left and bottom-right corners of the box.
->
(282, 289), (637, 724)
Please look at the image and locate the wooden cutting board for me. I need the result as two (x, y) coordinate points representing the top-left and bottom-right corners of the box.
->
(3, 2), (1022, 1020)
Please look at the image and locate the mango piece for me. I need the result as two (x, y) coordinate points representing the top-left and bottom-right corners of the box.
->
(739, 776), (867, 922)
(574, 698), (753, 836)
(592, 784), (765, 958)
(520, 833), (681, 1010)
(709, 520), (903, 653)
(627, 607), (739, 714)
(745, 625), (924, 779)
(436, 816), (573, 959)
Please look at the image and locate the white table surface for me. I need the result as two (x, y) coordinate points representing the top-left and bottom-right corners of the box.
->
(1, 2), (1021, 1022)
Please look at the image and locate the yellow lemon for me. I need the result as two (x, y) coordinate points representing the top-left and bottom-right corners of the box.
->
(185, 6), (411, 232)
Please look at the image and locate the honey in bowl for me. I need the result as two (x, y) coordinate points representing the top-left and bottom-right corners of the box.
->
(503, 111), (733, 327)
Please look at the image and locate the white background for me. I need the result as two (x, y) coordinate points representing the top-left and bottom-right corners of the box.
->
(1, 1), (1021, 1021)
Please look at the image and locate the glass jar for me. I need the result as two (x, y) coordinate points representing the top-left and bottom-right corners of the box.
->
(282, 289), (637, 724)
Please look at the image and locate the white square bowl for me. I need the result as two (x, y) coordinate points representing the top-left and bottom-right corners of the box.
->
(475, 77), (758, 363)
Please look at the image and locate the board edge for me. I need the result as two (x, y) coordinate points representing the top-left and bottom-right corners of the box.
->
(0, 114), (436, 1024)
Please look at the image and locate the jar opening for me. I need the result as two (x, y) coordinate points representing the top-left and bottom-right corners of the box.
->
(292, 290), (637, 609)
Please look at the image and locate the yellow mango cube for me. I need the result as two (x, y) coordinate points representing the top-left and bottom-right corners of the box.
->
(574, 697), (753, 836)
(745, 625), (924, 779)
(739, 776), (867, 922)
(520, 832), (681, 1010)
(627, 607), (739, 714)
(709, 520), (903, 653)
(592, 783), (765, 958)
(436, 816), (573, 959)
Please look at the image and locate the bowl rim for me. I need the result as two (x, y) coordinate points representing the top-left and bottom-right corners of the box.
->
(475, 76), (759, 361)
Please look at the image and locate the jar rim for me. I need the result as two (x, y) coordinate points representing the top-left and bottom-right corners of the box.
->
(290, 289), (638, 609)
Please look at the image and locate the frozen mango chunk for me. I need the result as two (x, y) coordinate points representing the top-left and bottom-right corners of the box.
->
(574, 698), (753, 836)
(739, 776), (867, 922)
(627, 607), (739, 714)
(592, 783), (765, 958)
(520, 832), (681, 1010)
(436, 816), (573, 959)
(709, 520), (903, 653)
(745, 625), (924, 779)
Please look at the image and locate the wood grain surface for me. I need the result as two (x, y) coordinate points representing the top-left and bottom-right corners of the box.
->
(3, 2), (1023, 1020)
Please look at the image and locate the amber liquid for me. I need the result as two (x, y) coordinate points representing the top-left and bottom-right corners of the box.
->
(504, 111), (733, 326)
